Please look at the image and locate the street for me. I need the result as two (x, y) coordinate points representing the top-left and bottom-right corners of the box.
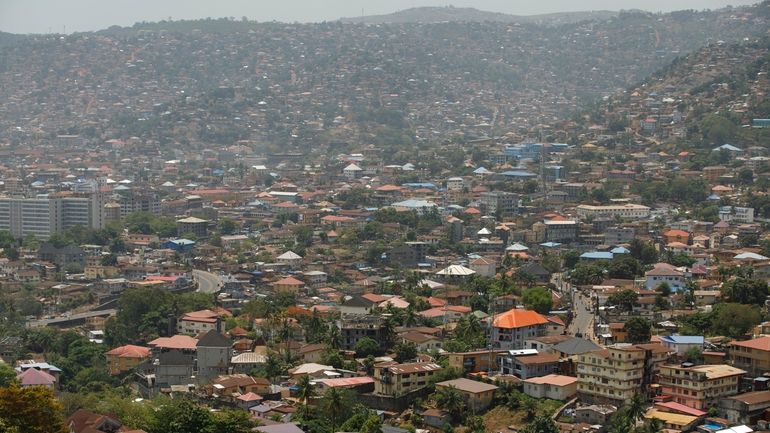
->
(568, 291), (596, 342)
(193, 269), (223, 294)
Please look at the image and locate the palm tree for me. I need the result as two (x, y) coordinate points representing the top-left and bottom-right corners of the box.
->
(435, 385), (466, 422)
(642, 417), (663, 433)
(296, 375), (315, 418)
(325, 323), (342, 350)
(323, 387), (346, 429)
(626, 393), (646, 423)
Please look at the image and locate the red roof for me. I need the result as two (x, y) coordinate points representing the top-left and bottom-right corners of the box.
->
(148, 335), (198, 350)
(105, 344), (151, 358)
(493, 309), (549, 329)
(273, 276), (305, 286)
(654, 401), (706, 417)
(732, 336), (770, 352)
(663, 229), (690, 238)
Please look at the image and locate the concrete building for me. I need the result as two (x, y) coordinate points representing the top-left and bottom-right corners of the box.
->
(657, 364), (745, 410)
(105, 344), (151, 375)
(492, 309), (548, 350)
(373, 361), (442, 397)
(337, 315), (390, 352)
(576, 204), (651, 221)
(576, 344), (669, 406)
(196, 330), (233, 380)
(479, 191), (519, 217)
(177, 216), (209, 239)
(731, 336), (770, 377)
(435, 378), (498, 411)
(0, 195), (104, 239)
(523, 374), (578, 400)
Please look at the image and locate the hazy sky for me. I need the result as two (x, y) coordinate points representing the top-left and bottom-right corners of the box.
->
(0, 0), (759, 34)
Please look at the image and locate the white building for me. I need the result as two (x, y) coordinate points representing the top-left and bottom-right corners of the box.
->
(576, 203), (651, 220)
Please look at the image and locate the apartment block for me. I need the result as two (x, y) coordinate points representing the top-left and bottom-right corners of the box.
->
(657, 364), (744, 410)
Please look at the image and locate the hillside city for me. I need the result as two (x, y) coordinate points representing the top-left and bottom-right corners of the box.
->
(1, 3), (770, 433)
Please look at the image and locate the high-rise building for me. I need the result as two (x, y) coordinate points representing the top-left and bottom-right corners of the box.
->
(0, 194), (104, 239)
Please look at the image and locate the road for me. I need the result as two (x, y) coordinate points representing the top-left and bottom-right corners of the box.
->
(27, 309), (117, 328)
(568, 292), (596, 341)
(193, 269), (223, 294)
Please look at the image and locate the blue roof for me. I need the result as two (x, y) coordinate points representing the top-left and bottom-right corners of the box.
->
(610, 246), (630, 254)
(540, 242), (562, 248)
(168, 239), (196, 246)
(659, 335), (704, 345)
(402, 182), (437, 190)
(707, 194), (721, 200)
(580, 251), (614, 260)
(501, 170), (537, 178)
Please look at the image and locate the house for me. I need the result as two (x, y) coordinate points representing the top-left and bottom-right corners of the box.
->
(574, 404), (617, 426)
(447, 350), (507, 374)
(731, 337), (770, 377)
(517, 262), (552, 283)
(421, 409), (452, 429)
(657, 364), (745, 410)
(468, 256), (496, 277)
(720, 390), (770, 425)
(492, 309), (549, 350)
(236, 392), (263, 410)
(177, 309), (225, 335)
(522, 374), (577, 400)
(645, 263), (686, 291)
(643, 409), (699, 432)
(16, 367), (57, 389)
(373, 361), (443, 397)
(230, 351), (267, 373)
(399, 331), (442, 353)
(276, 251), (303, 269)
(314, 377), (375, 394)
(196, 330), (232, 380)
(663, 229), (691, 245)
(105, 344), (151, 375)
(289, 344), (322, 364)
(14, 362), (61, 385)
(138, 334), (198, 396)
(497, 349), (560, 379)
(658, 335), (704, 357)
(435, 378), (499, 411)
(271, 276), (305, 294)
(66, 409), (145, 433)
(209, 374), (271, 399)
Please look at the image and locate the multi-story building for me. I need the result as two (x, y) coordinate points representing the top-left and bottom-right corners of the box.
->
(657, 364), (745, 410)
(373, 361), (442, 396)
(0, 194), (104, 239)
(177, 216), (209, 239)
(576, 343), (669, 406)
(479, 191), (519, 217)
(447, 349), (507, 374)
(105, 344), (151, 375)
(730, 337), (770, 377)
(544, 220), (579, 243)
(576, 204), (651, 221)
(492, 309), (548, 350)
(337, 315), (390, 352)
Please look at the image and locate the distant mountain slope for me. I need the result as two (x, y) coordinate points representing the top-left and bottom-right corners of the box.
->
(339, 6), (617, 25)
(0, 31), (22, 47)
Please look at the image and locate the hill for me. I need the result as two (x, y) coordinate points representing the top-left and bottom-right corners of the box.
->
(339, 6), (617, 25)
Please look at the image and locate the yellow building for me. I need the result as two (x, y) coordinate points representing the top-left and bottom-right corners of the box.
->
(658, 364), (745, 410)
(577, 343), (669, 406)
(105, 345), (151, 375)
(731, 336), (770, 377)
(84, 265), (119, 280)
(435, 378), (499, 411)
(447, 350), (507, 374)
(644, 408), (699, 431)
(373, 361), (442, 397)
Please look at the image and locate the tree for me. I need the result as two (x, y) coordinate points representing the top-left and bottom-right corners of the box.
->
(209, 410), (256, 433)
(569, 263), (605, 285)
(0, 384), (68, 433)
(0, 363), (16, 387)
(607, 289), (638, 313)
(721, 278), (769, 304)
(520, 415), (559, 433)
(394, 341), (418, 363)
(359, 415), (383, 433)
(607, 255), (641, 279)
(684, 347), (703, 363)
(354, 336), (380, 357)
(217, 218), (238, 235)
(322, 387), (352, 429)
(655, 282), (671, 297)
(710, 303), (762, 338)
(623, 317), (651, 344)
(626, 393), (646, 422)
(629, 239), (658, 265)
(296, 375), (315, 417)
(435, 385), (465, 422)
(465, 415), (485, 433)
(149, 397), (212, 433)
(522, 287), (553, 314)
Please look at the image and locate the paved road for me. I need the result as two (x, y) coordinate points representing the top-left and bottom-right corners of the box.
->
(27, 309), (117, 328)
(568, 292), (595, 341)
(193, 269), (223, 294)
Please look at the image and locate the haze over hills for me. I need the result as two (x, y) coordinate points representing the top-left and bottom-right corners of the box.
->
(339, 6), (618, 25)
